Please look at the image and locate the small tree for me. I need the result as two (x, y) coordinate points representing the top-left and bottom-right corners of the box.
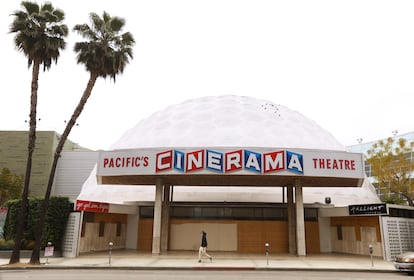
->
(366, 137), (414, 205)
(0, 168), (23, 205)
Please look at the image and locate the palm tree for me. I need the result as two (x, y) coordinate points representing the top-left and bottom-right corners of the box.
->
(30, 11), (135, 264)
(8, 1), (68, 264)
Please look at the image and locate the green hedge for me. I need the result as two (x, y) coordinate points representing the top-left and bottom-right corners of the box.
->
(3, 197), (71, 250)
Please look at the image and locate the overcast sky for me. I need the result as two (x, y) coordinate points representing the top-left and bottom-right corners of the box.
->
(1, 0), (413, 151)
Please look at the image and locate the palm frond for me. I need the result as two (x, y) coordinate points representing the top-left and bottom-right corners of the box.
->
(10, 1), (68, 71)
(73, 11), (135, 81)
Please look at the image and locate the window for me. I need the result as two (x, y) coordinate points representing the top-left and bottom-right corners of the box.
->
(81, 221), (86, 237)
(99, 222), (105, 237)
(140, 204), (318, 221)
(337, 225), (343, 240)
(390, 208), (414, 218)
(304, 208), (318, 221)
(140, 207), (154, 218)
(116, 223), (122, 237)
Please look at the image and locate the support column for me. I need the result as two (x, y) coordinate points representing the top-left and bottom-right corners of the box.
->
(287, 186), (296, 254)
(161, 185), (171, 252)
(295, 180), (306, 256)
(152, 178), (163, 255)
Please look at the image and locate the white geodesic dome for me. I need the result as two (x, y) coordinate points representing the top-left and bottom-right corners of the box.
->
(111, 95), (345, 150)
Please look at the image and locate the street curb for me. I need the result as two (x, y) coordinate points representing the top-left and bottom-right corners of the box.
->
(0, 265), (400, 273)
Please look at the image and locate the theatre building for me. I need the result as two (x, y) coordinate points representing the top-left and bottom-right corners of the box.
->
(62, 96), (413, 260)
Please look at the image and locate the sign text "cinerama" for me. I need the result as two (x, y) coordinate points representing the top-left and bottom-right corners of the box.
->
(156, 149), (304, 174)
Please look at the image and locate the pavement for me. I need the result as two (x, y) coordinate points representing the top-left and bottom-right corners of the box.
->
(0, 250), (400, 272)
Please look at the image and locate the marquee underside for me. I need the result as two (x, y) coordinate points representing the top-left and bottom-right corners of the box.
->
(98, 174), (363, 188)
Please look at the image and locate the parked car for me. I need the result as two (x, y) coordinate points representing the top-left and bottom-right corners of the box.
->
(394, 252), (414, 272)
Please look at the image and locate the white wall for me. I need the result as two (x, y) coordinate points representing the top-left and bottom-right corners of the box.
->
(126, 214), (139, 249)
(318, 217), (332, 253)
(54, 151), (98, 201)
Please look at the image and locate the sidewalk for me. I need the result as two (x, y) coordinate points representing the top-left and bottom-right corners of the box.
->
(0, 250), (398, 272)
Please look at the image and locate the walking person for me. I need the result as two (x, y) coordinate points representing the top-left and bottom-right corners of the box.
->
(198, 230), (212, 263)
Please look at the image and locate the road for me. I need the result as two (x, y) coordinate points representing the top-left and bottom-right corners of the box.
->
(0, 269), (408, 280)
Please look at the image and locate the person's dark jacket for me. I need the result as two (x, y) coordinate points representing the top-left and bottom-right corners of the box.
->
(201, 232), (208, 247)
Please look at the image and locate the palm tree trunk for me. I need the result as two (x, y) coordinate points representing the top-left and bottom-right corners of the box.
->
(30, 72), (98, 264)
(10, 61), (40, 264)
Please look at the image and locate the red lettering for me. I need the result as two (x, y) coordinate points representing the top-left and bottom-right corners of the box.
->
(344, 160), (356, 170)
(332, 159), (338, 169)
(156, 150), (173, 172)
(319, 158), (325, 168)
(103, 156), (152, 169)
(312, 158), (356, 171)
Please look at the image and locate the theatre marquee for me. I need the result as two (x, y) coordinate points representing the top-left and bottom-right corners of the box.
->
(96, 147), (364, 188)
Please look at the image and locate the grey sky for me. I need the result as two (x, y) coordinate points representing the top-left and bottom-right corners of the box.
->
(1, 0), (413, 150)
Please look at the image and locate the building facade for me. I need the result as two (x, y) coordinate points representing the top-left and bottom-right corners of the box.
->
(0, 131), (89, 197)
(68, 96), (394, 259)
(2, 97), (414, 261)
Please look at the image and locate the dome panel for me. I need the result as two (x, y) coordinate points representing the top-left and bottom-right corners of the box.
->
(111, 95), (345, 150)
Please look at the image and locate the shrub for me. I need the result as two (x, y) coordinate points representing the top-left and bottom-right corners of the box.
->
(3, 196), (71, 250)
(0, 238), (14, 250)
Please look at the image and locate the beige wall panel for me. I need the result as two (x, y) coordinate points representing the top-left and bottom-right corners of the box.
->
(139, 219), (320, 254)
(305, 222), (320, 254)
(138, 219), (153, 251)
(330, 224), (382, 257)
(79, 222), (126, 253)
(238, 221), (289, 253)
(170, 222), (237, 251)
(342, 226), (356, 241)
(360, 226), (382, 256)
